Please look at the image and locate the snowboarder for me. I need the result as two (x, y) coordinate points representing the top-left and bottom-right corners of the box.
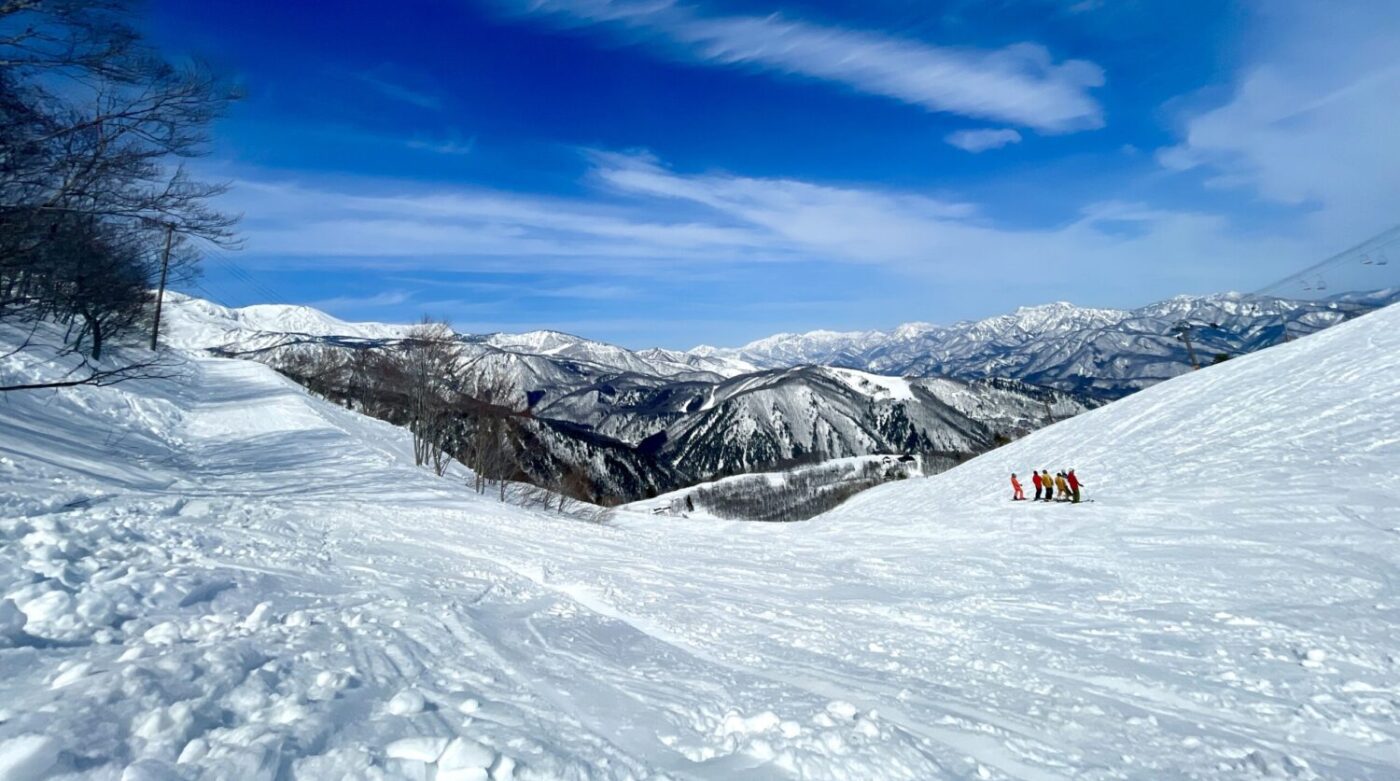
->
(1031, 470), (1043, 501)
(1054, 472), (1069, 501)
(1010, 473), (1025, 501)
(1067, 469), (1083, 503)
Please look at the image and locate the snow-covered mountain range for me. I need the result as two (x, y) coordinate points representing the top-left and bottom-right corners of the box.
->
(155, 290), (1396, 500)
(163, 293), (752, 403)
(693, 290), (1399, 398)
(159, 294), (1092, 497)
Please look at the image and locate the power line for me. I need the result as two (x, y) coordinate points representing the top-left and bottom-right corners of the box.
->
(1254, 223), (1400, 297)
(199, 246), (296, 308)
(206, 249), (287, 304)
(189, 282), (227, 306)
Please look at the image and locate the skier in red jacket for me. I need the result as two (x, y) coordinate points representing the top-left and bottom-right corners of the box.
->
(1031, 470), (1043, 501)
(1067, 469), (1084, 503)
(1010, 473), (1025, 501)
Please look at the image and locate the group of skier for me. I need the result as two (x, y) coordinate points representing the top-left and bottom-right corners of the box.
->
(1009, 469), (1083, 503)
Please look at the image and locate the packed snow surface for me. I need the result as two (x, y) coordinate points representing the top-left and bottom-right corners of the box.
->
(2, 302), (1399, 779)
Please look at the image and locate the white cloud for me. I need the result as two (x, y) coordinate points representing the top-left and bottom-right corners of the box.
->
(354, 72), (443, 110)
(589, 153), (1303, 289)
(221, 173), (788, 270)
(1157, 1), (1400, 242)
(1068, 0), (1105, 13)
(537, 283), (635, 300)
(499, 0), (1104, 132)
(406, 135), (476, 156)
(385, 277), (635, 300)
(217, 148), (1312, 304)
(945, 128), (1023, 153)
(308, 290), (413, 309)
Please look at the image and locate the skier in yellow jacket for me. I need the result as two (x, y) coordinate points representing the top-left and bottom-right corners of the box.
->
(1054, 472), (1070, 501)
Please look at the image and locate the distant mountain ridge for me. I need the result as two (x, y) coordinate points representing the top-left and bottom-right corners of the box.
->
(161, 293), (1093, 500)
(159, 290), (1393, 501)
(692, 290), (1399, 398)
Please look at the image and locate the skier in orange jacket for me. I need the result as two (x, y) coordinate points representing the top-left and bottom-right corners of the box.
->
(1010, 473), (1025, 501)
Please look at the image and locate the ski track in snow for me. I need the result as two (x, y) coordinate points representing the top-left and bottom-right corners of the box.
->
(2, 305), (1399, 779)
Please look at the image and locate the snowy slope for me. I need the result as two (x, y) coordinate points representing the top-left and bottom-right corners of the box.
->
(2, 300), (1397, 779)
(816, 301), (1400, 776)
(160, 292), (414, 352)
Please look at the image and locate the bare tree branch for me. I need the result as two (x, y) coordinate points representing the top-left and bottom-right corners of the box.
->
(0, 351), (180, 391)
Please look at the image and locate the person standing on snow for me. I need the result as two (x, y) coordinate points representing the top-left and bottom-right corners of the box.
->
(1054, 472), (1070, 501)
(1031, 470), (1043, 501)
(1067, 469), (1083, 503)
(1041, 470), (1054, 502)
(1011, 473), (1025, 501)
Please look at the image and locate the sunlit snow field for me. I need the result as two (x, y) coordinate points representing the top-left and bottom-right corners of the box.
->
(1, 304), (1397, 779)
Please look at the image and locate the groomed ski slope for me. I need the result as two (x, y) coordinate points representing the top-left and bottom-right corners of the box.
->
(0, 302), (1397, 780)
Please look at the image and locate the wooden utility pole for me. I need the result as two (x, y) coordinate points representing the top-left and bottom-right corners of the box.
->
(150, 223), (174, 350)
(1173, 320), (1201, 370)
(1181, 329), (1200, 369)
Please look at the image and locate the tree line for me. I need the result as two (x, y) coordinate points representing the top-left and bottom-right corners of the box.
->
(1, 0), (236, 388)
(267, 321), (595, 512)
(688, 458), (918, 522)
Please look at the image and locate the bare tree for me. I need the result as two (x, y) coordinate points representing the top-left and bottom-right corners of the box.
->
(556, 467), (592, 513)
(0, 0), (238, 381)
(0, 350), (178, 391)
(345, 345), (392, 415)
(274, 345), (350, 403)
(392, 319), (463, 473)
(461, 374), (517, 494)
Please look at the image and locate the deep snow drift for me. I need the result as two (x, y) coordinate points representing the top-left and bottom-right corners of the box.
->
(1, 300), (1398, 779)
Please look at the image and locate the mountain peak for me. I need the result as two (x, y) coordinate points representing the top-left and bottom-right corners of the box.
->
(1013, 301), (1078, 315)
(891, 322), (937, 339)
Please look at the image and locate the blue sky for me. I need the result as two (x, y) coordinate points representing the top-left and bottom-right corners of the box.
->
(147, 0), (1400, 348)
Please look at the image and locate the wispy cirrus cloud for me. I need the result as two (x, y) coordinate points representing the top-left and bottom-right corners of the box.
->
(387, 276), (637, 300)
(1156, 1), (1400, 242)
(354, 71), (443, 110)
(221, 172), (789, 270)
(307, 290), (413, 309)
(406, 134), (476, 156)
(588, 152), (1308, 286)
(219, 147), (1311, 305)
(496, 0), (1105, 132)
(946, 128), (1023, 153)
